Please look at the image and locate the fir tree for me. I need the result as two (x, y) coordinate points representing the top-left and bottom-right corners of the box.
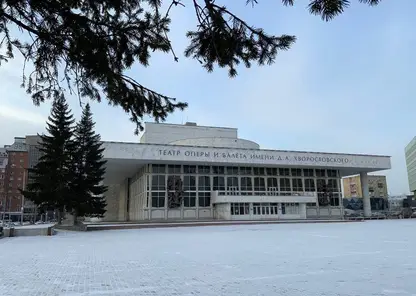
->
(22, 95), (75, 223)
(69, 104), (107, 222)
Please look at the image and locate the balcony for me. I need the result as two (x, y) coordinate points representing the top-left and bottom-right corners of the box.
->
(211, 190), (317, 204)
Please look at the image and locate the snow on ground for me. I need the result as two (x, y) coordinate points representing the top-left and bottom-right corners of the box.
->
(1, 220), (416, 296)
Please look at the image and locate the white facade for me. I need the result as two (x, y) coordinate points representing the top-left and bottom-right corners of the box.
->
(99, 122), (391, 222)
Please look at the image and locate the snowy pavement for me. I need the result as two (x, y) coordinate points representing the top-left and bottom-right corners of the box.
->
(1, 220), (416, 296)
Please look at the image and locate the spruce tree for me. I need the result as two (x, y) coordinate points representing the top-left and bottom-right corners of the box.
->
(69, 104), (107, 222)
(22, 95), (75, 223)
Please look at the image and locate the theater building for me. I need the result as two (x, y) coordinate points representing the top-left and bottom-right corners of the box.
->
(99, 122), (391, 222)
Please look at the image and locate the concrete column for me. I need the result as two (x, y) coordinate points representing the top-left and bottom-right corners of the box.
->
(360, 172), (371, 217)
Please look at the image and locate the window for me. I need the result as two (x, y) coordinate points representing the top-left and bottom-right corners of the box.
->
(253, 203), (261, 215)
(183, 176), (196, 191)
(240, 167), (252, 175)
(305, 179), (315, 192)
(327, 179), (338, 191)
(198, 166), (210, 174)
(253, 167), (265, 175)
(291, 168), (302, 177)
(254, 177), (266, 193)
(152, 164), (166, 174)
(266, 168), (278, 176)
(231, 203), (249, 215)
(303, 169), (314, 177)
(198, 192), (211, 207)
(240, 177), (253, 193)
(227, 177), (239, 190)
(267, 177), (278, 191)
(292, 178), (303, 191)
(151, 175), (165, 190)
(184, 192), (196, 207)
(168, 165), (181, 174)
(316, 169), (326, 177)
(317, 179), (326, 190)
(198, 176), (211, 191)
(213, 176), (225, 191)
(378, 182), (384, 189)
(151, 192), (165, 208)
(280, 178), (291, 192)
(270, 203), (279, 215)
(327, 170), (337, 177)
(330, 193), (340, 206)
(212, 166), (225, 174)
(282, 203), (299, 214)
(369, 187), (374, 193)
(183, 165), (197, 174)
(279, 168), (290, 176)
(226, 166), (238, 175)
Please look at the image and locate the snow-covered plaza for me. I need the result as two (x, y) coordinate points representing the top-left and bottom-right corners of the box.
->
(1, 220), (416, 296)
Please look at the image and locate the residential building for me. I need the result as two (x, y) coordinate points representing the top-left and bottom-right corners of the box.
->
(0, 148), (8, 215)
(405, 137), (416, 193)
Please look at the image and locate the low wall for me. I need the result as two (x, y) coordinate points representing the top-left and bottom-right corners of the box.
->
(1, 225), (54, 237)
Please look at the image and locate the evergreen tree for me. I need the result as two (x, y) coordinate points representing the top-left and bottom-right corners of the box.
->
(22, 95), (75, 223)
(69, 104), (107, 222)
(0, 0), (381, 134)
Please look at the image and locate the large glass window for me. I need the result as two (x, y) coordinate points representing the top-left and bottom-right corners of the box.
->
(183, 176), (196, 191)
(280, 178), (291, 192)
(183, 192), (196, 207)
(151, 175), (165, 190)
(327, 169), (337, 177)
(254, 177), (266, 193)
(168, 165), (181, 174)
(227, 166), (239, 175)
(227, 177), (239, 191)
(240, 167), (252, 175)
(316, 169), (326, 178)
(198, 166), (210, 174)
(254, 167), (265, 176)
(183, 165), (197, 174)
(198, 176), (211, 191)
(213, 176), (225, 191)
(267, 178), (278, 191)
(231, 203), (250, 215)
(240, 177), (253, 194)
(305, 179), (315, 192)
(266, 168), (278, 176)
(291, 168), (302, 177)
(292, 178), (303, 191)
(303, 169), (314, 177)
(279, 168), (290, 176)
(151, 192), (165, 208)
(327, 179), (338, 191)
(282, 203), (299, 214)
(330, 193), (340, 206)
(198, 192), (211, 207)
(212, 166), (225, 174)
(152, 164), (166, 174)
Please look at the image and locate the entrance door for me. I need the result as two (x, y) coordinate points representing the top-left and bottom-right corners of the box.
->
(252, 203), (279, 219)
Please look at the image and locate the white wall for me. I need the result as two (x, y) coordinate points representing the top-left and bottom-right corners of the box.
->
(169, 137), (259, 149)
(140, 123), (238, 145)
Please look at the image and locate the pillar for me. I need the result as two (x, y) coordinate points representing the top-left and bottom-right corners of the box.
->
(360, 172), (371, 217)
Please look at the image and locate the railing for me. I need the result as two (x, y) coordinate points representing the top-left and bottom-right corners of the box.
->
(214, 190), (317, 197)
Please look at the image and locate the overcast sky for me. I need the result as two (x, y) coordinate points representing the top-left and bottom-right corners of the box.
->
(0, 1), (415, 195)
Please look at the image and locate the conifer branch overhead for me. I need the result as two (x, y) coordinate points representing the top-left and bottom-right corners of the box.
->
(0, 0), (381, 133)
